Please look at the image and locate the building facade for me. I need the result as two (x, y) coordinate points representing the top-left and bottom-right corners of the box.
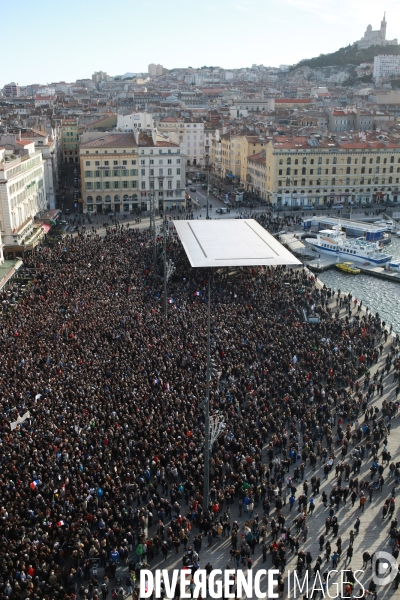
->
(0, 140), (46, 253)
(21, 128), (61, 210)
(80, 134), (139, 215)
(373, 55), (400, 83)
(265, 135), (400, 207)
(117, 112), (155, 131)
(157, 118), (204, 166)
(61, 119), (79, 163)
(138, 134), (185, 210)
(3, 82), (20, 98)
(246, 151), (266, 200)
(148, 64), (163, 77)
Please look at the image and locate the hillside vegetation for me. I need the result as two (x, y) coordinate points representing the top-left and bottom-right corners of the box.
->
(292, 44), (400, 70)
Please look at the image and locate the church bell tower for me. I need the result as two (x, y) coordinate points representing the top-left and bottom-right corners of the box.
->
(380, 12), (387, 41)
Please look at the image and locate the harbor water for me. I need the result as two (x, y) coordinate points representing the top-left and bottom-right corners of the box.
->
(318, 236), (400, 334)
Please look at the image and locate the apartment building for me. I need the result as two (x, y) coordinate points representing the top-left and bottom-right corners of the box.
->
(373, 55), (400, 84)
(21, 128), (61, 210)
(220, 133), (266, 184)
(80, 133), (139, 215)
(3, 82), (20, 98)
(157, 118), (204, 166)
(211, 130), (222, 177)
(117, 112), (154, 131)
(220, 134), (232, 180)
(137, 133), (185, 210)
(265, 134), (400, 207)
(148, 64), (163, 77)
(80, 131), (185, 213)
(61, 119), (79, 163)
(0, 138), (46, 254)
(239, 136), (267, 187)
(246, 151), (266, 200)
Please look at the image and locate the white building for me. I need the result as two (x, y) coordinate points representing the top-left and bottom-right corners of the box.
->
(0, 137), (46, 250)
(21, 128), (61, 210)
(373, 55), (400, 83)
(157, 118), (205, 167)
(117, 112), (154, 131)
(34, 95), (56, 108)
(137, 131), (185, 209)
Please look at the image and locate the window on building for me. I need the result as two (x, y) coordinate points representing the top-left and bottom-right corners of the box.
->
(95, 161), (100, 166)
(85, 161), (90, 166)
(132, 160), (136, 165)
(123, 160), (127, 165)
(141, 169), (145, 176)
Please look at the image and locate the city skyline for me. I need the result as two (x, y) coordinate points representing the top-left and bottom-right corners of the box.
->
(2, 0), (400, 87)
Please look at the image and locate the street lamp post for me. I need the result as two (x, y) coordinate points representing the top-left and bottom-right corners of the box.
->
(203, 276), (211, 512)
(163, 223), (175, 318)
(205, 151), (210, 220)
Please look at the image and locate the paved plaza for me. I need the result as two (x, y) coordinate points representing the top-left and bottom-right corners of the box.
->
(92, 295), (399, 600)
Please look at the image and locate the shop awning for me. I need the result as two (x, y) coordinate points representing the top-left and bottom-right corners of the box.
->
(41, 223), (51, 233)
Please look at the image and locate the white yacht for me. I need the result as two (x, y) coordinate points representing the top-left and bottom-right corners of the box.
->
(305, 226), (392, 265)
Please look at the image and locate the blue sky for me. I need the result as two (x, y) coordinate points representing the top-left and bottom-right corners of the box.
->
(2, 0), (400, 86)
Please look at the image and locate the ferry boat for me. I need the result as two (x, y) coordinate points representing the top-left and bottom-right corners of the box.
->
(335, 262), (360, 275)
(305, 226), (392, 265)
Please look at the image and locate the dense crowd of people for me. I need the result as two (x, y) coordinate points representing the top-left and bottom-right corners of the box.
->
(0, 221), (399, 600)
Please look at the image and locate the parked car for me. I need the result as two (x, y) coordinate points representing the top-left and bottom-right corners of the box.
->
(64, 208), (71, 215)
(190, 186), (197, 192)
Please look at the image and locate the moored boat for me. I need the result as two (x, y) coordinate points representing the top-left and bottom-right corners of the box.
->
(335, 262), (360, 275)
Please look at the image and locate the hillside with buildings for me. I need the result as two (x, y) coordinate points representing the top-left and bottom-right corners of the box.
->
(290, 14), (399, 85)
(293, 44), (400, 71)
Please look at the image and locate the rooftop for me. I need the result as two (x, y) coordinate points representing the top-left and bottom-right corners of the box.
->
(173, 219), (300, 268)
(80, 133), (137, 149)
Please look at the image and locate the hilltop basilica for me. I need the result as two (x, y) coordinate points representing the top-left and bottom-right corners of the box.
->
(355, 13), (398, 49)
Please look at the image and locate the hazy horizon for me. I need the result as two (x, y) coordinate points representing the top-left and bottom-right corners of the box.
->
(2, 0), (399, 87)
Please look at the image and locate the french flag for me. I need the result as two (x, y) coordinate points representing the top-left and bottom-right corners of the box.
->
(168, 299), (174, 304)
(30, 480), (40, 490)
(194, 291), (201, 296)
(57, 520), (65, 527)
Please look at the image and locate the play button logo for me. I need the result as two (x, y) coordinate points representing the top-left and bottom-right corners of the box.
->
(373, 551), (398, 586)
